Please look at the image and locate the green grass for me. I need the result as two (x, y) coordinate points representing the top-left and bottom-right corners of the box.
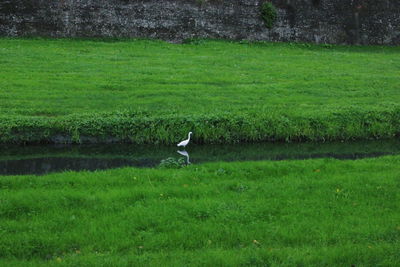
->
(0, 38), (399, 143)
(0, 156), (399, 266)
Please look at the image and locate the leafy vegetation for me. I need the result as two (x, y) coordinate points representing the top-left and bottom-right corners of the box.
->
(261, 2), (277, 29)
(0, 156), (399, 266)
(158, 157), (186, 168)
(0, 38), (399, 144)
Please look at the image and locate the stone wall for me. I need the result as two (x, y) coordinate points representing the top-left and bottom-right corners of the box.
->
(0, 0), (399, 45)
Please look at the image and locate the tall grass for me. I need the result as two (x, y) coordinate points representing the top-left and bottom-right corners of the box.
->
(0, 107), (399, 144)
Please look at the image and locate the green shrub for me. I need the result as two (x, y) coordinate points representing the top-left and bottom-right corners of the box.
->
(159, 157), (186, 169)
(261, 2), (277, 29)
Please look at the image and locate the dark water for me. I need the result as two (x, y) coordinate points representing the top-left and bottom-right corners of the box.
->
(0, 139), (399, 175)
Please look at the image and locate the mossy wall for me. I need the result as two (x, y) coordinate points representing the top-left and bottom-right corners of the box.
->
(0, 0), (399, 45)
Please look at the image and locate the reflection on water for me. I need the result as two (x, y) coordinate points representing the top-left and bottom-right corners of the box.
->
(0, 139), (399, 175)
(177, 150), (190, 164)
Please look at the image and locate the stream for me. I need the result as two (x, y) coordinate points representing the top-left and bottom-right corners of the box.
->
(0, 139), (399, 175)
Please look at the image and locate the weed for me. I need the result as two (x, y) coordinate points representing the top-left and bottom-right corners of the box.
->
(261, 2), (277, 29)
(159, 157), (186, 168)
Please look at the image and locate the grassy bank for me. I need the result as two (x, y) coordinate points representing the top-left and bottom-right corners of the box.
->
(0, 156), (399, 266)
(1, 108), (400, 144)
(0, 38), (399, 143)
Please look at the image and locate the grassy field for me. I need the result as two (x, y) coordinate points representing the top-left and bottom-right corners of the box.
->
(0, 156), (399, 266)
(1, 38), (399, 266)
(0, 38), (399, 143)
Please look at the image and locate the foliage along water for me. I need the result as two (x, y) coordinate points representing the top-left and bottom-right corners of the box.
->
(0, 139), (399, 175)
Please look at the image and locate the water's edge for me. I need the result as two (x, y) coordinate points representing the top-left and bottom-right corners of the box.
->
(1, 140), (399, 175)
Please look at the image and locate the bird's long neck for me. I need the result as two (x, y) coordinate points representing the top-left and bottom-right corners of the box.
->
(187, 133), (191, 141)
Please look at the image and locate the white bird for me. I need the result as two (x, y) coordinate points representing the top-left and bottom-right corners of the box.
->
(177, 132), (192, 147)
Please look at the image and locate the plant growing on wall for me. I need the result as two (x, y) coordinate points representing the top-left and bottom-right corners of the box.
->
(261, 2), (277, 29)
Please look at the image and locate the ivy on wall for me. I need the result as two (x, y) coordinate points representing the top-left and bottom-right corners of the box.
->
(261, 2), (277, 29)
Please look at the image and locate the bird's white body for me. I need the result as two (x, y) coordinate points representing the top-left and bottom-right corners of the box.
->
(177, 132), (192, 147)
